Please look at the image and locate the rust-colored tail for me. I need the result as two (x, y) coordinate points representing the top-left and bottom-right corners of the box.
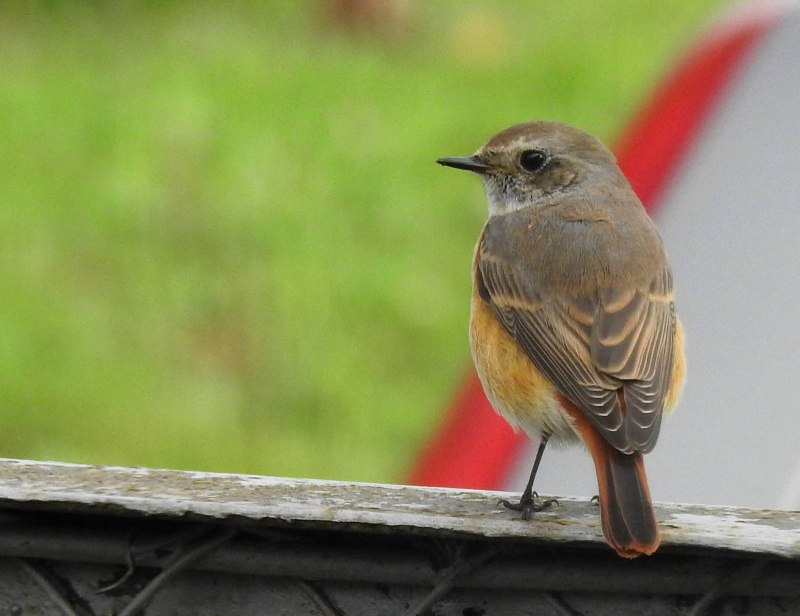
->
(593, 446), (659, 558)
(561, 396), (660, 558)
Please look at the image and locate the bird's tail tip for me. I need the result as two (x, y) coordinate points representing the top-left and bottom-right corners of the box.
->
(600, 449), (660, 558)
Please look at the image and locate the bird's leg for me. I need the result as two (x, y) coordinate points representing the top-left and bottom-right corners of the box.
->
(499, 435), (557, 520)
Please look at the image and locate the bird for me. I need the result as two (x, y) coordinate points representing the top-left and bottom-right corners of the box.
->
(436, 121), (685, 558)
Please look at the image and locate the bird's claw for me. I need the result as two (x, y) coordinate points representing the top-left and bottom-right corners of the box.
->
(499, 492), (558, 520)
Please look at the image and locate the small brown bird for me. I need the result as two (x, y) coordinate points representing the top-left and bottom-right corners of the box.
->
(437, 121), (685, 558)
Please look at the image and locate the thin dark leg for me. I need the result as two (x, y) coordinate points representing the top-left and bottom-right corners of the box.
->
(520, 435), (549, 504)
(499, 435), (557, 520)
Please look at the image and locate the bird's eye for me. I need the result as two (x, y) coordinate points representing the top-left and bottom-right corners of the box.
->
(519, 150), (548, 173)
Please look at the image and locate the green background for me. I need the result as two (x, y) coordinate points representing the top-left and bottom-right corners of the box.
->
(0, 1), (727, 482)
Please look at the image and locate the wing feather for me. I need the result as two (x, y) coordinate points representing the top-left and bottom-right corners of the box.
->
(477, 224), (675, 454)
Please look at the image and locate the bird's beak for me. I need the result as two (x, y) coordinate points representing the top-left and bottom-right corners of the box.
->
(436, 156), (492, 174)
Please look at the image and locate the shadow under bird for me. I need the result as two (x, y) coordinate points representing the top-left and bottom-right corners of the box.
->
(437, 121), (686, 558)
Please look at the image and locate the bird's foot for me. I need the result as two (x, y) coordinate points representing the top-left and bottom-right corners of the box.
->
(499, 492), (558, 521)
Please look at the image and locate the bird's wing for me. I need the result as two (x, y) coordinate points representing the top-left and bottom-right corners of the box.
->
(589, 264), (676, 452)
(477, 235), (675, 454)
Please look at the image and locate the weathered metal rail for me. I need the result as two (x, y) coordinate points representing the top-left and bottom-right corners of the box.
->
(0, 458), (797, 614)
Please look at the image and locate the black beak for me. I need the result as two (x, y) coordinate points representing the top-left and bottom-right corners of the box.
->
(436, 156), (491, 174)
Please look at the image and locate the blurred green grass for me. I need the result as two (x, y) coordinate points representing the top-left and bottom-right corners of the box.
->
(0, 1), (726, 481)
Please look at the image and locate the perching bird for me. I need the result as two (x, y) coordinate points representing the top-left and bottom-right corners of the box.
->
(437, 121), (685, 558)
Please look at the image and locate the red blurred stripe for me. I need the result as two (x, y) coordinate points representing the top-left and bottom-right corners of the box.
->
(407, 370), (525, 488)
(616, 17), (774, 211)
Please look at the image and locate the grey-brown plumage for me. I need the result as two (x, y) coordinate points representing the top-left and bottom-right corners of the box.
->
(437, 120), (686, 557)
(463, 121), (679, 455)
(476, 181), (676, 454)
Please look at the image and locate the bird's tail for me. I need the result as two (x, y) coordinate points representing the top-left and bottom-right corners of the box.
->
(559, 395), (660, 558)
(593, 446), (659, 558)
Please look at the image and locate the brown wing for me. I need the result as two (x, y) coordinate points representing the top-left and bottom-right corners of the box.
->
(591, 266), (676, 451)
(477, 227), (676, 454)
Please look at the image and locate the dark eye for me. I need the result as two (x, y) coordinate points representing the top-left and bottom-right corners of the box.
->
(519, 150), (548, 172)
